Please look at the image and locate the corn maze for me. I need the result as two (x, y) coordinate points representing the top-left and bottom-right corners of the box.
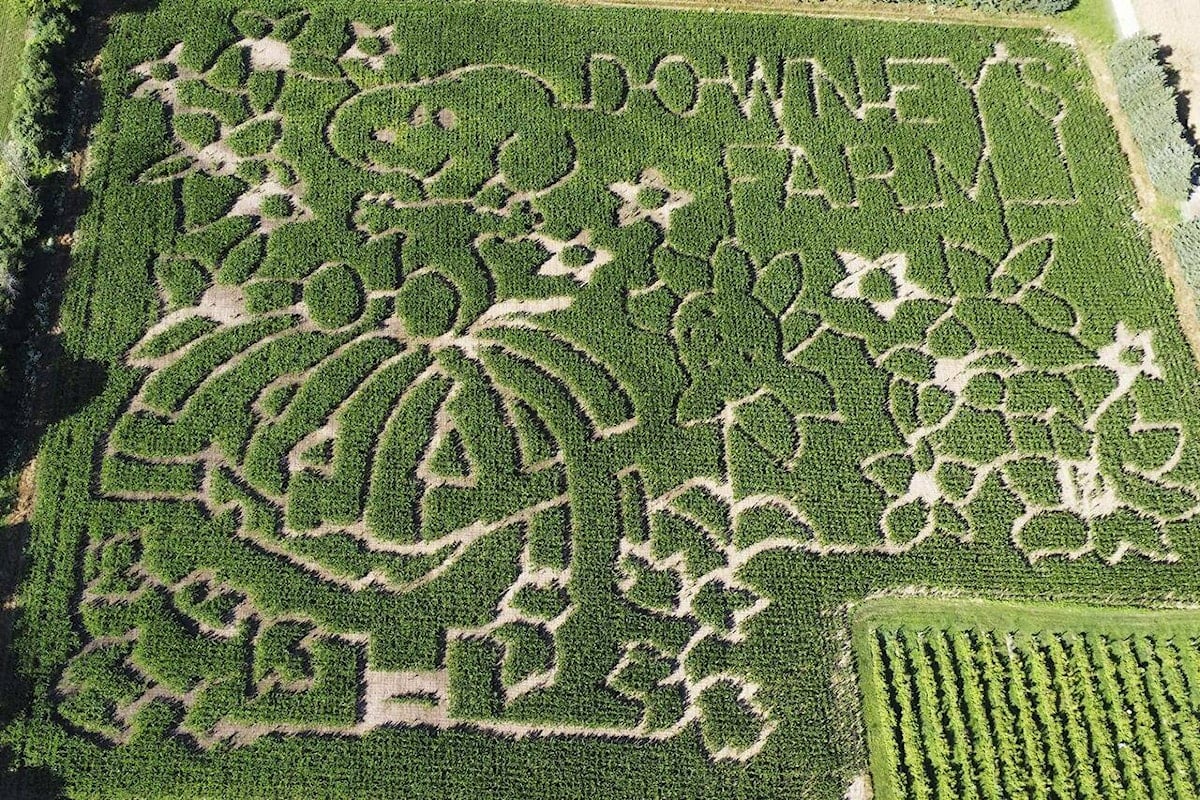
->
(13, 0), (1200, 796)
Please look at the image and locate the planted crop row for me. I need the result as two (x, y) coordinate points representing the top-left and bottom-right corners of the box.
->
(869, 624), (1200, 800)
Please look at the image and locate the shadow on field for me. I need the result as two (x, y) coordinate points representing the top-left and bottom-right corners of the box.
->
(1158, 42), (1191, 126)
(0, 756), (65, 800)
(0, 515), (29, 711)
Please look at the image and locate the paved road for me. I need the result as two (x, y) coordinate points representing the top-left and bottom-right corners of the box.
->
(1109, 0), (1139, 37)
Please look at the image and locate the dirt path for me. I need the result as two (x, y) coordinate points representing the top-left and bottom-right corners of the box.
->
(4, 461), (36, 527)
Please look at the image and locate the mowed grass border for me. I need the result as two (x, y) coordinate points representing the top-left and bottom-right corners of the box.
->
(852, 595), (1200, 800)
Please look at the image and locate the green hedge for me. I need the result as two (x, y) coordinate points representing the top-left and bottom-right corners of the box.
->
(1175, 218), (1200, 291)
(1109, 36), (1198, 204)
(0, 0), (78, 461)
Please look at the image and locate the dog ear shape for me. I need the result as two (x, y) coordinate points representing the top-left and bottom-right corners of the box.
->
(499, 129), (575, 193)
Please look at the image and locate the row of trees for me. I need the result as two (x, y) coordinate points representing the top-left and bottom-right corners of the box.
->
(1108, 36), (1200, 316)
(1109, 37), (1197, 204)
(0, 0), (79, 461)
